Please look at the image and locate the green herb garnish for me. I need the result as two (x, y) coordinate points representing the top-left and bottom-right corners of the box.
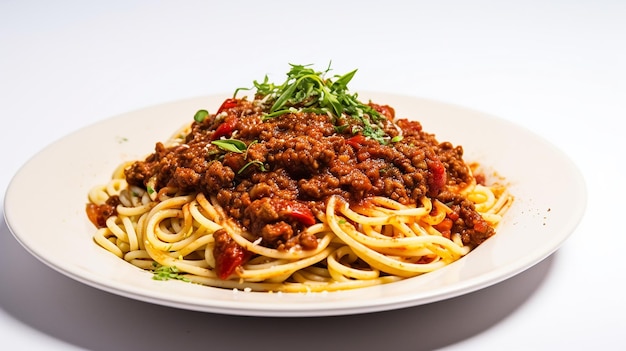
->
(391, 135), (404, 143)
(244, 63), (389, 144)
(194, 109), (209, 123)
(238, 160), (267, 174)
(211, 138), (247, 153)
(152, 264), (190, 282)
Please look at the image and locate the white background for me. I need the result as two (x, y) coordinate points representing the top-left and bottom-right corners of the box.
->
(1, 1), (624, 350)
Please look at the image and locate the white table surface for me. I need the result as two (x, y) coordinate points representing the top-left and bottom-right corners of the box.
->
(1, 1), (624, 350)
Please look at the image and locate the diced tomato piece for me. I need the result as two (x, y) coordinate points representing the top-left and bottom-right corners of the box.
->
(288, 208), (316, 226)
(426, 158), (447, 196)
(346, 135), (367, 148)
(215, 242), (248, 279)
(216, 98), (238, 114)
(211, 116), (238, 140)
(85, 202), (117, 228)
(434, 217), (453, 239)
(279, 200), (316, 226)
(86, 203), (104, 227)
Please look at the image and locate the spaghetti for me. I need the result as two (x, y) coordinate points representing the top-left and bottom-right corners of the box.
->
(86, 64), (513, 292)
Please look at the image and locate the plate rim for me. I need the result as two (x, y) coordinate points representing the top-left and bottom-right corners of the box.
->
(3, 92), (587, 317)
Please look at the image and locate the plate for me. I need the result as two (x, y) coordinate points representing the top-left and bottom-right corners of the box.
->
(3, 92), (586, 317)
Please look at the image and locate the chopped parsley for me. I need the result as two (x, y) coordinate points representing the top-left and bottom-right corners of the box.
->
(152, 263), (190, 282)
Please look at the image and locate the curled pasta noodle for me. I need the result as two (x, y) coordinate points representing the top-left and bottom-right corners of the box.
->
(86, 66), (514, 293)
(88, 170), (511, 292)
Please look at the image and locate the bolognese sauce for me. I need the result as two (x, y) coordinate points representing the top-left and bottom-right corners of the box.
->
(87, 64), (505, 286)
(119, 97), (492, 262)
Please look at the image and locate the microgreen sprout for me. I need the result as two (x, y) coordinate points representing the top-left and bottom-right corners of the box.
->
(241, 63), (390, 144)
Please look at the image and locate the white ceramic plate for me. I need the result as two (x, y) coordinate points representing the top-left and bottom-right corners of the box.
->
(4, 92), (586, 317)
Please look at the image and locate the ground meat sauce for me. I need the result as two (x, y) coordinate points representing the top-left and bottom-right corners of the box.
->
(115, 96), (494, 274)
(86, 195), (120, 228)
